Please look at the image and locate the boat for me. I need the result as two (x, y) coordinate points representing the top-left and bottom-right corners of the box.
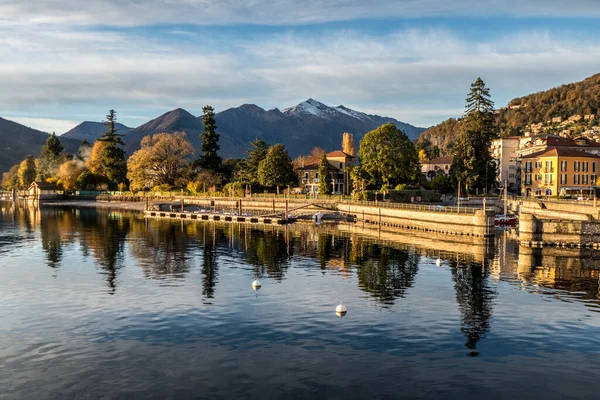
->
(495, 214), (517, 226)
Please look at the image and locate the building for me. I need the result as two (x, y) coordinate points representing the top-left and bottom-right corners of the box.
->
(28, 181), (60, 200)
(518, 134), (600, 157)
(491, 137), (520, 192)
(421, 156), (452, 180)
(296, 150), (355, 195)
(520, 147), (600, 197)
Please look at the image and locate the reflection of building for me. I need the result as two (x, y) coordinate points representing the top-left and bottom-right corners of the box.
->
(520, 147), (600, 197)
(491, 137), (520, 191)
(296, 150), (355, 195)
(421, 156), (452, 180)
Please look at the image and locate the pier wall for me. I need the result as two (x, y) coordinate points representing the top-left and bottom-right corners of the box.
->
(520, 213), (600, 247)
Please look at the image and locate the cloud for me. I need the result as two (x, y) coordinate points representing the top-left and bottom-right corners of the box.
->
(2, 0), (600, 27)
(1, 17), (600, 128)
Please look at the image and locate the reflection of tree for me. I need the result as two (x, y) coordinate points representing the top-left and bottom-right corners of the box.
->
(201, 224), (219, 299)
(352, 239), (420, 304)
(450, 261), (494, 354)
(129, 220), (192, 279)
(317, 233), (332, 268)
(77, 209), (130, 294)
(247, 231), (290, 279)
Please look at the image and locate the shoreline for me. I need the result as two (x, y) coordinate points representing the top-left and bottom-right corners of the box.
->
(39, 200), (149, 211)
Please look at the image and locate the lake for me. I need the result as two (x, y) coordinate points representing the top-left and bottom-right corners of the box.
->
(1, 204), (600, 399)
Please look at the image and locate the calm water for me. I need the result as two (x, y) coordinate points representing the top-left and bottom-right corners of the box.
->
(1, 204), (600, 399)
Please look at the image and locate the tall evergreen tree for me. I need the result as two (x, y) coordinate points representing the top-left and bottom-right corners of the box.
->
(37, 132), (64, 181)
(450, 78), (497, 193)
(318, 154), (332, 195)
(198, 106), (222, 171)
(94, 109), (127, 189)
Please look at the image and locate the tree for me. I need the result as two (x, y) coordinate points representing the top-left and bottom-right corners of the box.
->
(17, 156), (37, 187)
(358, 123), (420, 188)
(2, 164), (19, 189)
(294, 147), (326, 169)
(197, 105), (222, 171)
(57, 160), (86, 190)
(89, 110), (128, 189)
(342, 132), (356, 157)
(37, 132), (64, 181)
(257, 144), (296, 192)
(127, 132), (194, 192)
(450, 78), (497, 193)
(236, 139), (269, 185)
(317, 154), (332, 195)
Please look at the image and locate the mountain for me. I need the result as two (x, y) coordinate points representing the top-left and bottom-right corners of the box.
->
(418, 72), (600, 155)
(0, 117), (82, 174)
(121, 99), (425, 159)
(62, 121), (130, 142)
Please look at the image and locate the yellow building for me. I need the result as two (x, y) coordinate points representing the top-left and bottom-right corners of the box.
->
(521, 147), (600, 197)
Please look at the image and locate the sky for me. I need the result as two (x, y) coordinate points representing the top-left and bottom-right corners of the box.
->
(1, 0), (600, 133)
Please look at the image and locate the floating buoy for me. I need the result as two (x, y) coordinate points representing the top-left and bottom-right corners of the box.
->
(252, 280), (262, 290)
(436, 258), (442, 267)
(336, 302), (347, 317)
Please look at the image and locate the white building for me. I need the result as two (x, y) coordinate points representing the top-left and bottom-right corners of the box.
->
(491, 137), (520, 192)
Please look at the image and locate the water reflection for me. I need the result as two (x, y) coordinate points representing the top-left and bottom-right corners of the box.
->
(450, 260), (495, 355)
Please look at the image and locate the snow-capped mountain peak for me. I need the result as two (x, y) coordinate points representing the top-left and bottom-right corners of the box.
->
(335, 105), (372, 121)
(283, 98), (373, 122)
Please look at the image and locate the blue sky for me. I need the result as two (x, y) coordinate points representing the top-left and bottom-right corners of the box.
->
(1, 0), (600, 133)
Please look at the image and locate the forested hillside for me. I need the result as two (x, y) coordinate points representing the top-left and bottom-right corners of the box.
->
(418, 72), (600, 155)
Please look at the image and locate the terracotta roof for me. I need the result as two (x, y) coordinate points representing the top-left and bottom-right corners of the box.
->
(297, 163), (341, 172)
(326, 150), (355, 158)
(520, 147), (600, 159)
(422, 156), (453, 165)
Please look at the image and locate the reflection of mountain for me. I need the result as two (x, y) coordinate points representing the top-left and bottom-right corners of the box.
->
(450, 261), (495, 353)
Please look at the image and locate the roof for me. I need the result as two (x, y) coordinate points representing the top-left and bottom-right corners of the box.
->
(422, 156), (453, 165)
(296, 163), (341, 172)
(326, 150), (355, 158)
(30, 181), (58, 190)
(520, 147), (600, 159)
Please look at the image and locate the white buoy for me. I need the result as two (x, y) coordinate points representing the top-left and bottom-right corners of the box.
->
(252, 280), (262, 290)
(336, 302), (347, 317)
(436, 258), (442, 267)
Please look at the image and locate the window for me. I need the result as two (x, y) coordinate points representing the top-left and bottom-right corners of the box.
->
(535, 174), (542, 181)
(525, 161), (532, 172)
(509, 174), (515, 178)
(339, 162), (343, 169)
(305, 172), (309, 179)
(315, 172), (319, 179)
(574, 174), (580, 184)
(592, 175), (597, 185)
(525, 174), (532, 184)
(560, 174), (567, 185)
(583, 175), (589, 185)
(535, 188), (542, 196)
(545, 160), (553, 171)
(583, 162), (589, 172)
(535, 160), (542, 168)
(574, 161), (581, 172)
(594, 162), (597, 173)
(561, 160), (568, 172)
(544, 174), (553, 184)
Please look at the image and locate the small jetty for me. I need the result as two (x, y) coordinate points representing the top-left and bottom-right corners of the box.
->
(144, 202), (294, 225)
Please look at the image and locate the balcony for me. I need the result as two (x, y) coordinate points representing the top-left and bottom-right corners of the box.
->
(542, 168), (554, 173)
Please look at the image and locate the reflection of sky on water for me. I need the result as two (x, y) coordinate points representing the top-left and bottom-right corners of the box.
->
(1, 204), (600, 398)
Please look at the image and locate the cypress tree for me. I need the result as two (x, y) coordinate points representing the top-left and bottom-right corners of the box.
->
(318, 154), (332, 195)
(96, 109), (127, 189)
(198, 106), (222, 171)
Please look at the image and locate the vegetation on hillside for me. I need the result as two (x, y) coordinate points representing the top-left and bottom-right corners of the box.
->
(418, 72), (600, 156)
